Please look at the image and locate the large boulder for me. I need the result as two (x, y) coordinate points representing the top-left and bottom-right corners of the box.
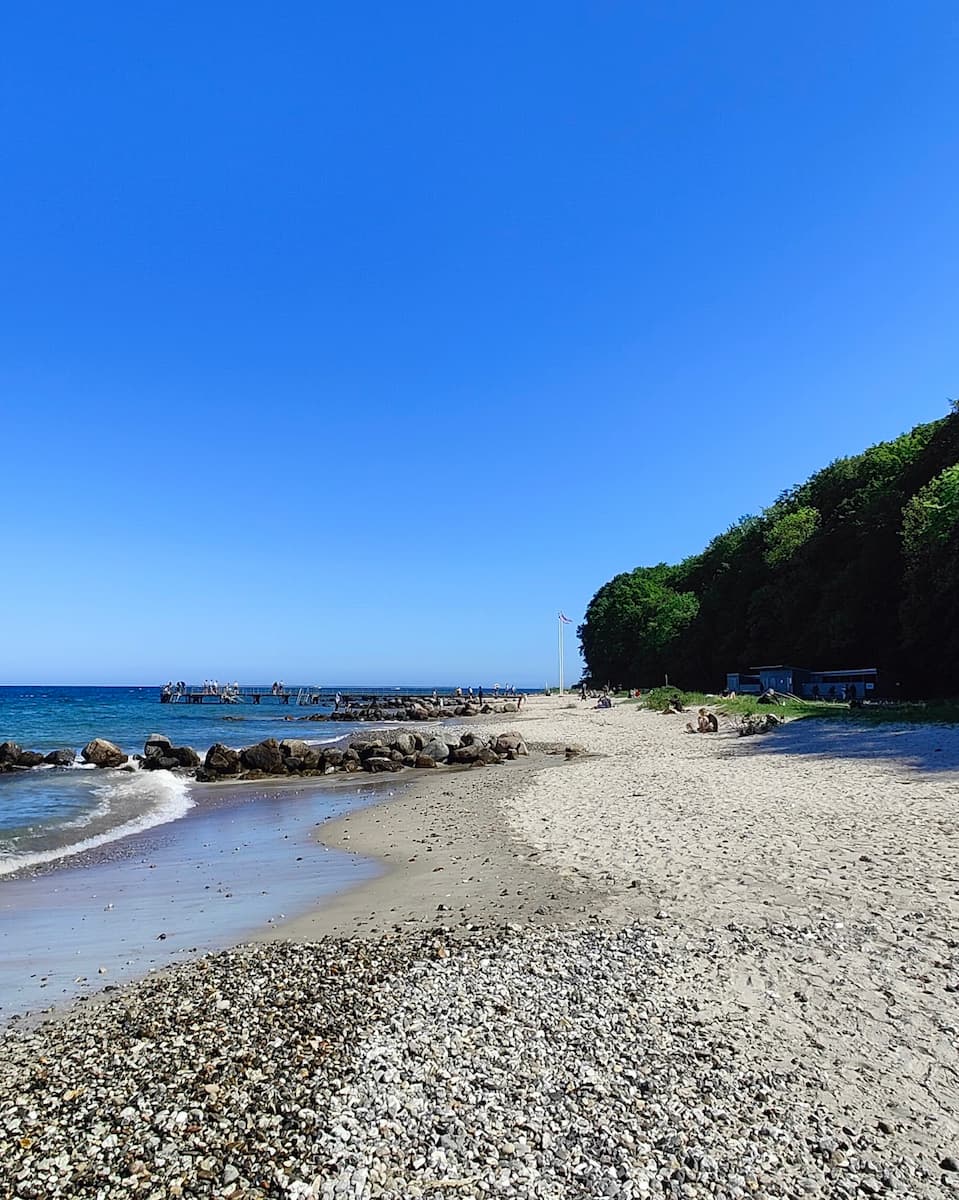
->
(44, 749), (76, 767)
(391, 732), (416, 756)
(279, 738), (311, 759)
(460, 732), (488, 748)
(205, 743), (241, 775)
(415, 753), (437, 768)
(170, 745), (201, 769)
(280, 739), (321, 771)
(450, 744), (483, 764)
(422, 738), (450, 762)
(144, 734), (173, 758)
(351, 738), (385, 758)
(493, 732), (529, 756)
(15, 750), (45, 768)
(81, 739), (128, 769)
(357, 741), (388, 761)
(240, 739), (286, 774)
(0, 742), (23, 765)
(364, 756), (399, 773)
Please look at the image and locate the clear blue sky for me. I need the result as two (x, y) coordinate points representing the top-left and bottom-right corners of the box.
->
(2, 2), (956, 685)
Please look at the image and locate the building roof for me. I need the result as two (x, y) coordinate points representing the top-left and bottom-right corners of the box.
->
(814, 668), (878, 677)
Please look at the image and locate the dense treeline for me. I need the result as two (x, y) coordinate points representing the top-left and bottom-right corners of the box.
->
(579, 405), (959, 696)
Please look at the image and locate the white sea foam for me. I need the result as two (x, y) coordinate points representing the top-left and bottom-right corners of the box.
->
(0, 768), (195, 878)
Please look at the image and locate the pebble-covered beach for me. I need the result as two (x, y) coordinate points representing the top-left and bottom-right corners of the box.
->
(1, 924), (948, 1199)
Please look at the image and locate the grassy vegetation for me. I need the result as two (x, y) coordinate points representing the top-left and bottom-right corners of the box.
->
(615, 686), (959, 725)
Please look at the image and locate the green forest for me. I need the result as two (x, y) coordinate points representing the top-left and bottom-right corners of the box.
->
(579, 404), (959, 697)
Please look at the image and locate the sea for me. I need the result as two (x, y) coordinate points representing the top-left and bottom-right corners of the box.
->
(0, 684), (465, 878)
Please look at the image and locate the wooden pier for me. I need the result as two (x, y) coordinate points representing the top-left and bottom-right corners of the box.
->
(160, 686), (326, 706)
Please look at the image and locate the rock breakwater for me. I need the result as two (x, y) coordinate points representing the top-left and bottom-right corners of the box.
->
(304, 695), (524, 723)
(0, 730), (534, 785)
(194, 730), (531, 783)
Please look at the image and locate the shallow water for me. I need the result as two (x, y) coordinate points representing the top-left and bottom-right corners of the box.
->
(0, 777), (391, 1023)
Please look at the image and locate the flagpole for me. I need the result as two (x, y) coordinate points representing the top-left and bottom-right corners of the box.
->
(558, 613), (564, 695)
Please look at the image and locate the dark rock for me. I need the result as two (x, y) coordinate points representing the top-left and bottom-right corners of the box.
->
(493, 731), (526, 754)
(194, 768), (218, 783)
(391, 732), (416, 756)
(565, 744), (587, 758)
(241, 739), (286, 774)
(461, 732), (488, 748)
(81, 738), (128, 768)
(323, 748), (344, 767)
(280, 738), (310, 759)
(144, 734), (173, 759)
(15, 750), (45, 768)
(353, 739), (386, 759)
(451, 744), (483, 764)
(415, 754), (437, 768)
(0, 742), (23, 764)
(280, 739), (321, 770)
(364, 756), (398, 773)
(169, 745), (201, 769)
(43, 749), (76, 767)
(205, 743), (241, 775)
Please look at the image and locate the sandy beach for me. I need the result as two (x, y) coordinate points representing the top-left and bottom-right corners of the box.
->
(2, 694), (958, 1196)
(283, 698), (959, 1155)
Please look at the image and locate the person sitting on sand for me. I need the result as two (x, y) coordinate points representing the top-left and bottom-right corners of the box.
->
(697, 707), (710, 733)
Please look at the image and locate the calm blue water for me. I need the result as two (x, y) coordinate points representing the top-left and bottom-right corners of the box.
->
(0, 684), (458, 877)
(0, 684), (472, 754)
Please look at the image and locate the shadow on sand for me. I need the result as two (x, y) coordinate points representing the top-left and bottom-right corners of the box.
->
(730, 716), (959, 774)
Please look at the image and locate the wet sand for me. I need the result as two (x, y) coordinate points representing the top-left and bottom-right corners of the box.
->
(0, 774), (393, 1023)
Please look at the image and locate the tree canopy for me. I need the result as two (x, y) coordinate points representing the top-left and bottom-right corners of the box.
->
(579, 407), (959, 695)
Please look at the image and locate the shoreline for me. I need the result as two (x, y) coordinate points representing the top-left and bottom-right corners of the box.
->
(0, 771), (403, 1024)
(267, 749), (597, 942)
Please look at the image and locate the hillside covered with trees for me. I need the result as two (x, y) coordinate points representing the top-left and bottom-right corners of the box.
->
(579, 405), (959, 697)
